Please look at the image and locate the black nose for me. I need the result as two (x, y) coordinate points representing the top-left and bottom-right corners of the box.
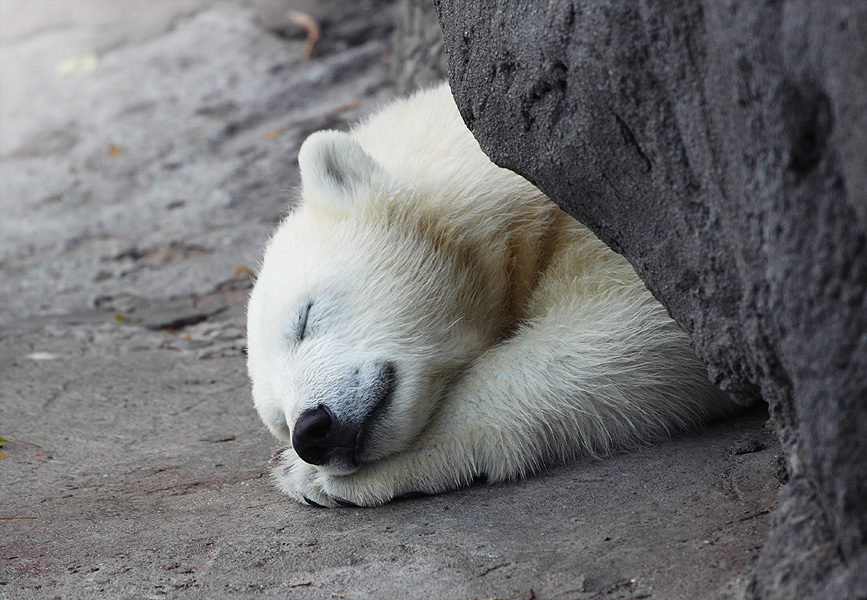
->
(292, 406), (335, 465)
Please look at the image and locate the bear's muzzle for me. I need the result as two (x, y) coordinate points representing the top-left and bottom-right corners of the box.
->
(292, 362), (396, 469)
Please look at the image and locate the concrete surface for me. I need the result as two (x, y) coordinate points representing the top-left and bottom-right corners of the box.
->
(1, 2), (780, 598)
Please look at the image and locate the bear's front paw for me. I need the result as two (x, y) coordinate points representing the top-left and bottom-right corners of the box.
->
(268, 447), (397, 508)
(268, 447), (334, 507)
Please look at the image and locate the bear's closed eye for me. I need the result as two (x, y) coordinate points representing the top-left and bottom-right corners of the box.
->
(294, 301), (312, 341)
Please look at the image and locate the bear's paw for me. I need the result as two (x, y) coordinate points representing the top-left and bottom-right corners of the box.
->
(269, 447), (399, 508)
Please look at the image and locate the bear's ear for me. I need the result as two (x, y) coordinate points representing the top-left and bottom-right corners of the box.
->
(298, 130), (386, 211)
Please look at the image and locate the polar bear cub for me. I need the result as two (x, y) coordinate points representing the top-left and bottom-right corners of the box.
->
(246, 83), (737, 507)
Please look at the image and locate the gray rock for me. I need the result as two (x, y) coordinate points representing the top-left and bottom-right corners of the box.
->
(392, 0), (448, 94)
(437, 1), (867, 598)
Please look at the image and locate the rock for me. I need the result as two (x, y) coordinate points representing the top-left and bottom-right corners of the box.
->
(436, 0), (867, 598)
(392, 0), (448, 93)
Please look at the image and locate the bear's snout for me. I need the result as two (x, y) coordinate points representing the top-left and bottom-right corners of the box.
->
(292, 361), (397, 469)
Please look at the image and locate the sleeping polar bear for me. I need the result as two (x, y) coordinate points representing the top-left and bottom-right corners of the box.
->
(246, 83), (737, 507)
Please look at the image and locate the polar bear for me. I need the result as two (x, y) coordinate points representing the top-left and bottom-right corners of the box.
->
(246, 83), (737, 507)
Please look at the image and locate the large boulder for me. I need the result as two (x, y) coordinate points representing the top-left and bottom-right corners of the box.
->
(436, 1), (866, 598)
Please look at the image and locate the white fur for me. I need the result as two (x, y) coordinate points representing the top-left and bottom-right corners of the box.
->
(246, 83), (738, 507)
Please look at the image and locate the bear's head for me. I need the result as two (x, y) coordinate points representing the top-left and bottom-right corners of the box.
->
(247, 131), (503, 475)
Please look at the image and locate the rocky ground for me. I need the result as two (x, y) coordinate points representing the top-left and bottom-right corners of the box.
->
(1, 2), (781, 598)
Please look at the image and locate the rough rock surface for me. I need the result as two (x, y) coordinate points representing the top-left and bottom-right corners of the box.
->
(391, 0), (448, 94)
(0, 1), (394, 344)
(436, 1), (867, 598)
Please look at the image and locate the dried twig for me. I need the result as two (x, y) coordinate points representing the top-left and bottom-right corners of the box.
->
(289, 11), (321, 59)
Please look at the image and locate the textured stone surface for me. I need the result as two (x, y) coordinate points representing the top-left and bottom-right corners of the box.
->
(437, 1), (866, 597)
(0, 328), (780, 598)
(392, 0), (448, 94)
(0, 1), (394, 348)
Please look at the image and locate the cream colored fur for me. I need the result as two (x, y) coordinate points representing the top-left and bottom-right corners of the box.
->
(246, 83), (738, 507)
